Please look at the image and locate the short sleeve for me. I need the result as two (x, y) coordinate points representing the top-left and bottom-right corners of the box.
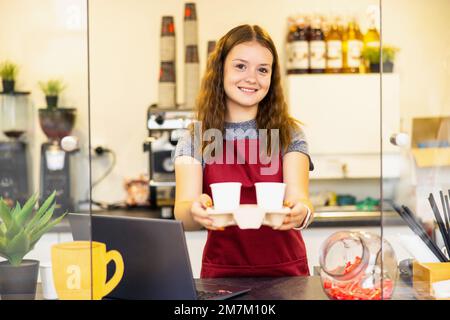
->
(284, 125), (314, 171)
(173, 129), (203, 165)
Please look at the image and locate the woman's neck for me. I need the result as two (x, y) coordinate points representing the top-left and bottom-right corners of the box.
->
(225, 102), (258, 123)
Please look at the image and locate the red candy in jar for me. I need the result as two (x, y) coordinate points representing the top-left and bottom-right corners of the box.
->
(319, 231), (397, 300)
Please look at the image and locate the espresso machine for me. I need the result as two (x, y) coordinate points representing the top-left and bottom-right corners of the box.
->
(38, 107), (77, 216)
(0, 91), (32, 206)
(144, 104), (194, 218)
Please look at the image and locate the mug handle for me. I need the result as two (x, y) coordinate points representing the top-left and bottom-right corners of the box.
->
(103, 250), (124, 297)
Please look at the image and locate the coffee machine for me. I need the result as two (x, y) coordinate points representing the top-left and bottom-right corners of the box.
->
(0, 91), (32, 206)
(38, 107), (77, 216)
(144, 104), (194, 218)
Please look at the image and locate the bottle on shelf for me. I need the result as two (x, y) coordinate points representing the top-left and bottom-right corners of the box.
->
(363, 6), (380, 72)
(344, 17), (364, 73)
(286, 15), (310, 74)
(309, 14), (326, 74)
(325, 16), (343, 73)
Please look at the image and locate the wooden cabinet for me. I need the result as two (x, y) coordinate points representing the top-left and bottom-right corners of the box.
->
(287, 74), (401, 179)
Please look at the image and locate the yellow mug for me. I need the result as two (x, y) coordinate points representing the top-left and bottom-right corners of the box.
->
(51, 241), (124, 300)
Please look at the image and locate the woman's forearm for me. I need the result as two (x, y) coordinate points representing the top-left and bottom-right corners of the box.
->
(174, 200), (203, 231)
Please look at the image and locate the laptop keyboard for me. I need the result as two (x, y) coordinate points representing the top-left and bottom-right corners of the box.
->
(196, 289), (233, 300)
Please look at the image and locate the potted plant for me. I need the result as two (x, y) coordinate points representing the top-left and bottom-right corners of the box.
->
(0, 61), (19, 93)
(38, 79), (66, 108)
(37, 79), (76, 141)
(0, 192), (66, 300)
(362, 45), (399, 73)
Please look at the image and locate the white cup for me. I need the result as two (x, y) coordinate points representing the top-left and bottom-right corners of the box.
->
(210, 182), (242, 212)
(255, 182), (286, 211)
(39, 263), (58, 300)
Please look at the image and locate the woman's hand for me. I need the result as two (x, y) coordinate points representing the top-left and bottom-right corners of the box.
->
(272, 200), (313, 231)
(190, 194), (225, 231)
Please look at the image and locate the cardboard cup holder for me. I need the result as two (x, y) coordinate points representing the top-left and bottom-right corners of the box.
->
(206, 204), (290, 229)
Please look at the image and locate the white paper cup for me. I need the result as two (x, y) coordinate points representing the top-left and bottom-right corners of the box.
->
(39, 263), (58, 300)
(210, 182), (242, 212)
(255, 182), (286, 211)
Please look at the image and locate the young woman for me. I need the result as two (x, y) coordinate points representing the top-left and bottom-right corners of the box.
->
(174, 24), (314, 278)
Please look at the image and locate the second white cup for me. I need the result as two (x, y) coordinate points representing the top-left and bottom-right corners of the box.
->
(39, 263), (58, 300)
(210, 182), (242, 212)
(255, 182), (286, 211)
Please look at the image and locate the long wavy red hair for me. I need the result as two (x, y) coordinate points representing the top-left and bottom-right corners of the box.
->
(193, 24), (300, 154)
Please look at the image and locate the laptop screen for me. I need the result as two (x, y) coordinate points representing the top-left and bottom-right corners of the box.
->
(69, 214), (198, 299)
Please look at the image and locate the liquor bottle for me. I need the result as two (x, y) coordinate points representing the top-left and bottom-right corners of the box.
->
(344, 18), (364, 73)
(309, 15), (326, 73)
(364, 20), (380, 49)
(364, 6), (380, 49)
(286, 16), (309, 74)
(325, 17), (343, 73)
(363, 7), (380, 73)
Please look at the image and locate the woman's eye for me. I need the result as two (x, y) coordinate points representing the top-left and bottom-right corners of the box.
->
(259, 67), (269, 74)
(235, 63), (246, 70)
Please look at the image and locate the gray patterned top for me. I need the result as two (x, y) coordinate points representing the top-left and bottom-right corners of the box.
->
(173, 118), (314, 170)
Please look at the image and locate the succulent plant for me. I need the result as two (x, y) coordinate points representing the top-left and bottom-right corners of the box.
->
(0, 192), (66, 266)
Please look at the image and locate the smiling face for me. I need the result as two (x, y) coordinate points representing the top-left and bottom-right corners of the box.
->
(223, 41), (273, 116)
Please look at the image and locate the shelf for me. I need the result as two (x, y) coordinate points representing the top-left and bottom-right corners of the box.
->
(411, 147), (450, 167)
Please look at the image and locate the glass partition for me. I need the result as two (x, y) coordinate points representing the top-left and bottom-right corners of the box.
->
(87, 0), (386, 301)
(0, 0), (91, 300)
(381, 0), (450, 300)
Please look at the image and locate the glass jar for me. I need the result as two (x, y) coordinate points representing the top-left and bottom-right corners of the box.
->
(319, 230), (397, 300)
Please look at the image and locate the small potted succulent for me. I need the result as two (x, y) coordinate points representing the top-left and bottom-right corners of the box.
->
(0, 192), (66, 300)
(0, 61), (19, 93)
(362, 45), (399, 73)
(38, 79), (66, 109)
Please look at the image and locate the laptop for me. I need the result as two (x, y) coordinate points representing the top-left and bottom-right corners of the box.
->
(68, 213), (250, 300)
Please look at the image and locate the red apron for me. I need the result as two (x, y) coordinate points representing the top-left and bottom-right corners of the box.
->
(201, 138), (310, 278)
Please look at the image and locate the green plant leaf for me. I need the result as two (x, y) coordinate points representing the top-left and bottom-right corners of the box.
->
(5, 218), (21, 240)
(0, 61), (19, 81)
(14, 193), (38, 226)
(8, 253), (26, 266)
(11, 202), (21, 216)
(29, 203), (55, 235)
(25, 191), (56, 233)
(39, 79), (66, 96)
(5, 229), (29, 266)
(0, 199), (12, 227)
(25, 203), (55, 235)
(30, 213), (66, 247)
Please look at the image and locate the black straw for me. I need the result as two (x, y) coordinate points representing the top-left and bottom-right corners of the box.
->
(400, 204), (448, 262)
(390, 201), (448, 262)
(439, 191), (450, 232)
(445, 195), (450, 239)
(429, 193), (450, 259)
